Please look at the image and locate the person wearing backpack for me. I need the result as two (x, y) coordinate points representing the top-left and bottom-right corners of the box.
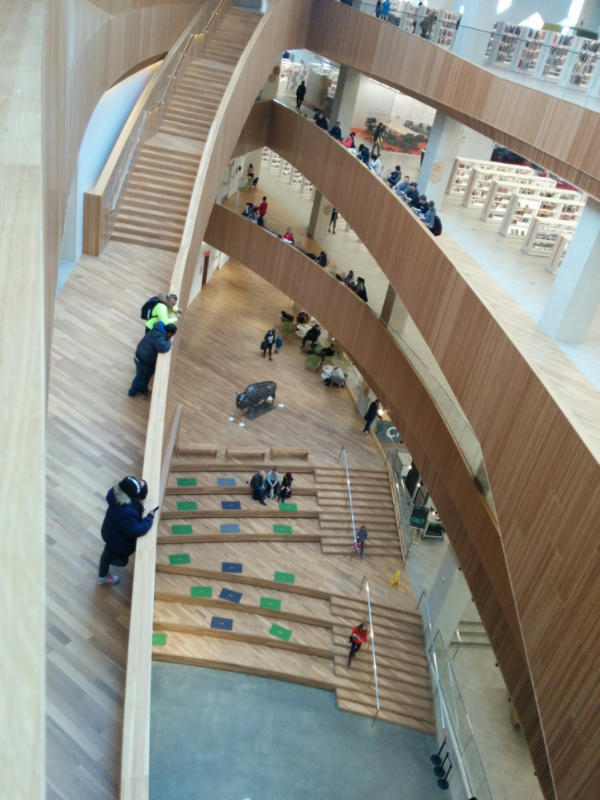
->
(347, 622), (368, 667)
(261, 328), (276, 360)
(144, 293), (180, 330)
(430, 214), (443, 236)
(128, 322), (177, 396)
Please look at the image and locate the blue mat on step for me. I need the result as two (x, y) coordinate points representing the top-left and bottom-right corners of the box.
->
(220, 523), (241, 534)
(210, 617), (233, 631)
(222, 562), (242, 574)
(219, 588), (242, 603)
(221, 500), (241, 510)
(217, 478), (237, 487)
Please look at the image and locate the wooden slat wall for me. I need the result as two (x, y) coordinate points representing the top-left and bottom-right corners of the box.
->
(205, 203), (553, 794)
(224, 102), (600, 800)
(308, 0), (600, 199)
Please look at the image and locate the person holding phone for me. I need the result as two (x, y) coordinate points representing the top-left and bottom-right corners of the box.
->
(97, 476), (158, 585)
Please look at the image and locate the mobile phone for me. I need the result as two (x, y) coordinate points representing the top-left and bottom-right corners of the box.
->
(152, 505), (160, 513)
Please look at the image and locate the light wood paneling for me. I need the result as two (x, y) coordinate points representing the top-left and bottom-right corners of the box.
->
(220, 103), (600, 800)
(309, 0), (600, 199)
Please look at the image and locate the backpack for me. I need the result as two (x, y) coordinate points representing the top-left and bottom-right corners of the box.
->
(141, 296), (160, 320)
(431, 216), (442, 237)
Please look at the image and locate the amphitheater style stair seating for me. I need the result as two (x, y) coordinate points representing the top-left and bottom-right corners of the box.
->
(151, 449), (434, 734)
(111, 7), (260, 251)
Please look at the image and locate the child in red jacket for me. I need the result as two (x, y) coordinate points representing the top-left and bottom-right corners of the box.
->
(347, 622), (368, 667)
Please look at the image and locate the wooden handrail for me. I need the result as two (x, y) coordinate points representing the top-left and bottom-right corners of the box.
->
(119, 400), (181, 799)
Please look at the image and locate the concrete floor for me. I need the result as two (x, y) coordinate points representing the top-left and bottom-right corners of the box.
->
(150, 664), (442, 800)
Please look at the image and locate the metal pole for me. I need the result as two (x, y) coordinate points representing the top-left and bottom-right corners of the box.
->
(363, 579), (380, 719)
(341, 448), (357, 542)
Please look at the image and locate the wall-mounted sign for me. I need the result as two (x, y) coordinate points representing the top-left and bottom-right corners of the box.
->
(410, 506), (429, 529)
(376, 420), (403, 444)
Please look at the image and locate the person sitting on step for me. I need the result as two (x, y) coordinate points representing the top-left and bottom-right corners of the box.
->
(264, 468), (280, 499)
(250, 470), (266, 505)
(278, 472), (294, 502)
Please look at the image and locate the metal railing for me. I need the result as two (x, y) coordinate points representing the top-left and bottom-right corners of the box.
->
(415, 589), (493, 799)
(339, 447), (358, 542)
(359, 576), (381, 725)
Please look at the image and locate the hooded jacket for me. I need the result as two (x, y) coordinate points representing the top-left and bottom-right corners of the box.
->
(100, 484), (155, 556)
(135, 324), (173, 367)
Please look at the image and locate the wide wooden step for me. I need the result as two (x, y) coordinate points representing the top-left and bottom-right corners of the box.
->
(112, 220), (182, 244)
(159, 532), (321, 544)
(153, 633), (338, 691)
(118, 205), (187, 225)
(165, 485), (316, 496)
(160, 508), (319, 519)
(171, 461), (315, 473)
(335, 695), (435, 734)
(141, 144), (200, 166)
(110, 232), (179, 252)
(333, 655), (432, 692)
(156, 564), (331, 600)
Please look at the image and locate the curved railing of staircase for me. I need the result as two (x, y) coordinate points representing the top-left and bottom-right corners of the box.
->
(83, 0), (230, 256)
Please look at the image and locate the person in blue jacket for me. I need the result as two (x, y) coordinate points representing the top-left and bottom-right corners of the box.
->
(128, 321), (177, 396)
(97, 476), (158, 585)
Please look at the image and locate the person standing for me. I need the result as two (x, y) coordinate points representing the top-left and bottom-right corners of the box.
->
(250, 471), (267, 505)
(375, 0), (382, 18)
(295, 79), (306, 111)
(247, 162), (255, 187)
(261, 328), (276, 360)
(347, 622), (369, 667)
(128, 322), (177, 397)
(328, 207), (338, 234)
(258, 196), (268, 226)
(363, 398), (380, 433)
(97, 477), (157, 585)
(372, 122), (385, 157)
(355, 525), (368, 559)
(380, 0), (391, 21)
(145, 292), (180, 330)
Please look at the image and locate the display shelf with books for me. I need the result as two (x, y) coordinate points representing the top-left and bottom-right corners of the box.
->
(462, 167), (547, 209)
(445, 158), (533, 199)
(521, 217), (577, 257)
(512, 28), (550, 73)
(433, 10), (460, 49)
(546, 235), (570, 274)
(480, 178), (556, 224)
(567, 38), (600, 89)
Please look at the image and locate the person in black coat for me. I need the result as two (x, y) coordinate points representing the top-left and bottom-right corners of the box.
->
(129, 322), (177, 396)
(295, 80), (306, 111)
(250, 471), (267, 505)
(97, 476), (157, 584)
(329, 121), (343, 140)
(301, 323), (321, 350)
(363, 398), (380, 433)
(315, 111), (329, 130)
(355, 277), (368, 303)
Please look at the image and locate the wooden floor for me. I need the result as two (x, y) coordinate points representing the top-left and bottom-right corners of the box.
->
(154, 261), (434, 732)
(46, 242), (175, 800)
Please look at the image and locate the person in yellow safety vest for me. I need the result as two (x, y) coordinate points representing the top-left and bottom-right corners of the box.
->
(145, 293), (181, 330)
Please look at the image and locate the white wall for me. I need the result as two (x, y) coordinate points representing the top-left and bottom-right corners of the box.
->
(351, 76), (435, 131)
(60, 61), (160, 266)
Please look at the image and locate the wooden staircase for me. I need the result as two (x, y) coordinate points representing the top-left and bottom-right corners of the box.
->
(315, 466), (404, 557)
(111, 7), (259, 251)
(150, 452), (435, 735)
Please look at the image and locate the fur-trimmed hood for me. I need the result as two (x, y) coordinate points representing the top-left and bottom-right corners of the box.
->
(107, 483), (134, 507)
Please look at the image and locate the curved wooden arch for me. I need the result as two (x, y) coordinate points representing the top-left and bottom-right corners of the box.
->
(227, 102), (600, 800)
(205, 203), (550, 793)
(308, 0), (600, 199)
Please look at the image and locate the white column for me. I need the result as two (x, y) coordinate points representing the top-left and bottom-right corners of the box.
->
(330, 66), (361, 140)
(307, 66), (360, 240)
(451, 0), (498, 63)
(418, 111), (464, 209)
(457, 127), (494, 161)
(539, 197), (600, 343)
